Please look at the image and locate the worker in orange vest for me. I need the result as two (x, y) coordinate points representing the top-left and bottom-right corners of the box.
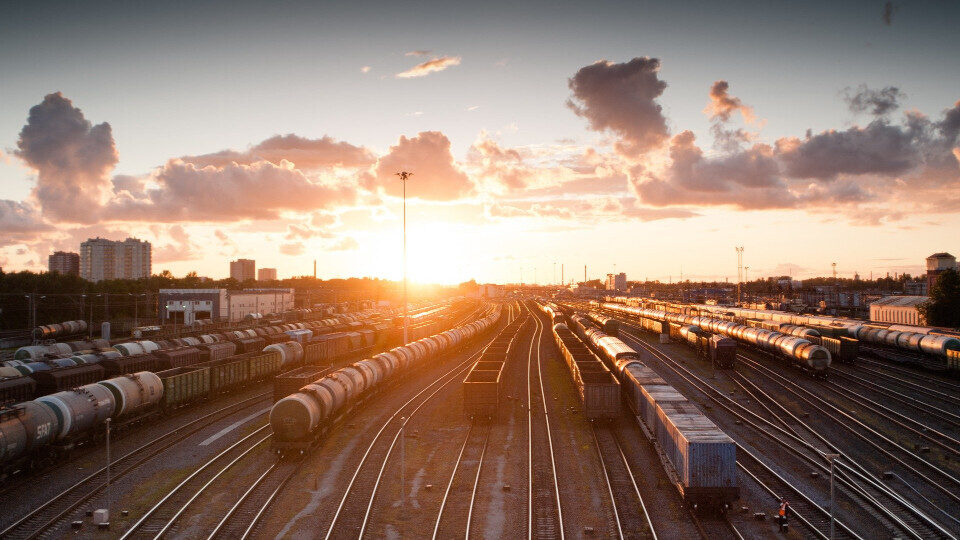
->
(777, 497), (791, 532)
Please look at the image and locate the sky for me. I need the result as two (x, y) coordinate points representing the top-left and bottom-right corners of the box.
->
(1, 0), (958, 285)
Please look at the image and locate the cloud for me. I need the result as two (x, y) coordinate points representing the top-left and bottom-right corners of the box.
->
(632, 131), (794, 209)
(153, 225), (196, 263)
(567, 57), (669, 158)
(843, 85), (905, 116)
(361, 66), (371, 73)
(326, 236), (358, 251)
(405, 50), (431, 57)
(15, 92), (117, 223)
(182, 134), (374, 170)
(776, 120), (920, 180)
(110, 159), (356, 221)
(469, 135), (534, 190)
(704, 80), (755, 123)
(396, 56), (461, 78)
(279, 242), (305, 256)
(0, 200), (52, 246)
(882, 2), (897, 25)
(368, 131), (473, 200)
(467, 105), (480, 111)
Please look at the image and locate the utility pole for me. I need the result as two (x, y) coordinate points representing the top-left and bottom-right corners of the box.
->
(735, 246), (744, 304)
(584, 265), (587, 283)
(561, 264), (564, 287)
(396, 171), (412, 345)
(826, 453), (839, 539)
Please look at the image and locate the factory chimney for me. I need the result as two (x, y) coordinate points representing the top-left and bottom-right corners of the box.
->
(313, 260), (317, 279)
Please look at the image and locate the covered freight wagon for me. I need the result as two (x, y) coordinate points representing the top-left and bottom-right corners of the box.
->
(29, 364), (106, 396)
(708, 335), (736, 369)
(654, 401), (737, 507)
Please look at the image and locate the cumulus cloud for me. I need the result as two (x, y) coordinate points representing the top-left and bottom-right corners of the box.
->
(567, 57), (669, 158)
(469, 135), (534, 190)
(396, 56), (461, 78)
(182, 134), (374, 170)
(843, 85), (905, 116)
(776, 120), (920, 180)
(368, 131), (473, 200)
(632, 131), (795, 210)
(704, 80), (755, 123)
(110, 159), (356, 221)
(15, 92), (117, 223)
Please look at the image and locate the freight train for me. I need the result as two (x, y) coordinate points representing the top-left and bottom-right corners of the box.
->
(270, 305), (503, 456)
(32, 320), (89, 340)
(550, 320), (621, 420)
(610, 297), (960, 362)
(0, 305), (472, 474)
(600, 302), (833, 377)
(555, 308), (738, 509)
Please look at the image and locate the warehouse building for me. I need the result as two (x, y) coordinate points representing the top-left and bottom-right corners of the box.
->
(869, 296), (927, 326)
(159, 288), (294, 323)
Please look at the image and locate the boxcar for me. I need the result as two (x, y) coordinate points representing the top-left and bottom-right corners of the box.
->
(29, 364), (106, 396)
(154, 347), (201, 369)
(0, 377), (37, 405)
(100, 354), (162, 378)
(197, 342), (237, 363)
(654, 401), (737, 507)
(708, 335), (736, 369)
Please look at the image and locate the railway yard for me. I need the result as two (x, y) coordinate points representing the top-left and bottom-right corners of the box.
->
(0, 297), (958, 539)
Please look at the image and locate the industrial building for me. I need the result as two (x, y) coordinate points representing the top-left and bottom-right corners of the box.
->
(230, 258), (256, 282)
(258, 267), (278, 281)
(926, 252), (957, 292)
(869, 296), (927, 326)
(48, 251), (79, 276)
(80, 237), (151, 282)
(158, 288), (294, 323)
(606, 272), (627, 292)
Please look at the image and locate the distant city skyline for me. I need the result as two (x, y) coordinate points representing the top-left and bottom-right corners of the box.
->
(1, 1), (958, 284)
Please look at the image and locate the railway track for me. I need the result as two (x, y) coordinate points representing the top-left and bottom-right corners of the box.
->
(737, 354), (960, 504)
(206, 459), (303, 540)
(606, 320), (925, 539)
(525, 301), (564, 540)
(322, 319), (506, 539)
(734, 353), (960, 537)
(430, 423), (492, 539)
(728, 363), (957, 539)
(628, 318), (958, 538)
(0, 392), (271, 540)
(590, 423), (657, 539)
(118, 425), (271, 538)
(838, 361), (960, 410)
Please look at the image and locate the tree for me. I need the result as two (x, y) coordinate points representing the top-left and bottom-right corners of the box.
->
(919, 269), (960, 328)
